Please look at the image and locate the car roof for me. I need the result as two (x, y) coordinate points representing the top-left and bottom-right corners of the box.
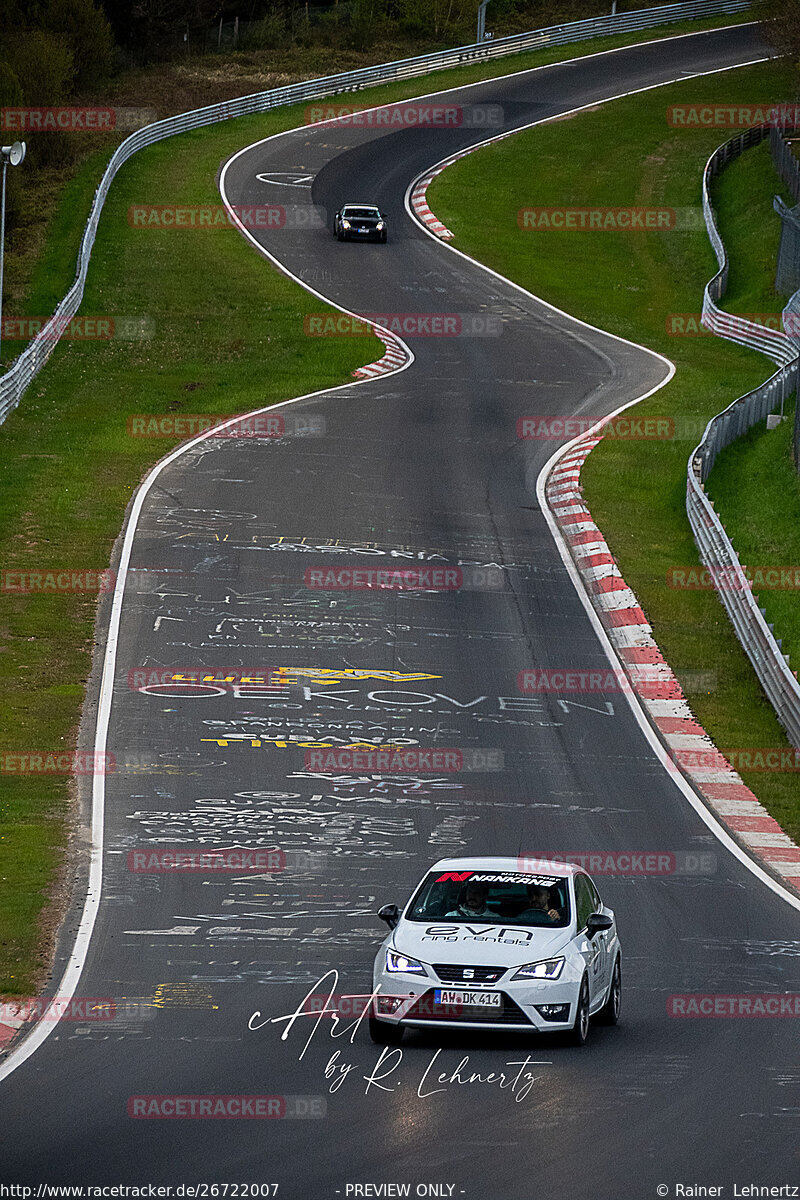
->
(342, 202), (380, 209)
(427, 856), (582, 878)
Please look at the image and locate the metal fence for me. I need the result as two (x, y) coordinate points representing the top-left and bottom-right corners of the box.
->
(771, 125), (800, 293)
(774, 196), (800, 295)
(687, 128), (800, 748)
(770, 122), (800, 203)
(701, 129), (799, 367)
(0, 0), (750, 427)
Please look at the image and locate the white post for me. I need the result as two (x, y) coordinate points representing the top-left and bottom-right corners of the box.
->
(477, 0), (489, 42)
(0, 143), (26, 367)
(0, 159), (7, 365)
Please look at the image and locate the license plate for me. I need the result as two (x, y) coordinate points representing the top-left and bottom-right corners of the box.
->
(434, 989), (502, 1009)
(358, 227), (369, 232)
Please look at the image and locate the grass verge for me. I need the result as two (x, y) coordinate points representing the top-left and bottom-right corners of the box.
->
(428, 58), (800, 843)
(713, 137), (791, 313)
(706, 401), (800, 675)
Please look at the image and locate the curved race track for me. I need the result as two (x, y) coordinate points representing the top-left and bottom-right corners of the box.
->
(2, 23), (799, 1199)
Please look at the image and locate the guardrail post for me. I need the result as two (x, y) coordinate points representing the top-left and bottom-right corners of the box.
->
(477, 0), (490, 42)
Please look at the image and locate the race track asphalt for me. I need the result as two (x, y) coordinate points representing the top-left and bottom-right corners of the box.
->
(2, 23), (798, 1198)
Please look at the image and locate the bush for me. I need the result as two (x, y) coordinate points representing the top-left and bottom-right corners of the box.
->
(3, 31), (76, 167)
(241, 11), (287, 51)
(348, 0), (389, 47)
(0, 61), (25, 235)
(756, 0), (800, 58)
(4, 29), (74, 103)
(316, 4), (349, 47)
(44, 0), (117, 92)
(0, 58), (24, 111)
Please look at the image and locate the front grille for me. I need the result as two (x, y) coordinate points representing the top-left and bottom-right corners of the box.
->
(433, 963), (507, 984)
(404, 990), (532, 1026)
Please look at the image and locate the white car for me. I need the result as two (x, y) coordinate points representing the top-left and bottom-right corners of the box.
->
(370, 856), (621, 1046)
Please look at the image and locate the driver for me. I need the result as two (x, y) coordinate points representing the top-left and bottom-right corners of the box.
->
(446, 881), (494, 919)
(518, 883), (561, 923)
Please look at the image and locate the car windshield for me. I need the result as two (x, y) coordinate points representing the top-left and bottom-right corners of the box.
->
(406, 870), (571, 927)
(343, 207), (380, 218)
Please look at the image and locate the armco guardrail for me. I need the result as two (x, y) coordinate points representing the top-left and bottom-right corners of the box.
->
(772, 125), (800, 293)
(687, 126), (800, 748)
(0, 0), (749, 427)
(787, 287), (800, 468)
(700, 128), (798, 369)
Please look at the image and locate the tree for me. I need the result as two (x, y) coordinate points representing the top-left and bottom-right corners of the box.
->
(0, 0), (47, 27)
(44, 0), (117, 91)
(3, 31), (75, 165)
(0, 62), (25, 233)
(757, 0), (800, 68)
(3, 29), (74, 103)
(127, 0), (226, 60)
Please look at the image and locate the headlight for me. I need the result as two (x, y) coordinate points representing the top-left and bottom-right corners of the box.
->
(386, 949), (427, 975)
(341, 219), (351, 229)
(376, 221), (385, 230)
(511, 957), (565, 981)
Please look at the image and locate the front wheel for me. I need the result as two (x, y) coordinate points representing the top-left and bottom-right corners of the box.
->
(568, 977), (590, 1046)
(597, 957), (621, 1026)
(369, 1016), (404, 1045)
(380, 232), (387, 243)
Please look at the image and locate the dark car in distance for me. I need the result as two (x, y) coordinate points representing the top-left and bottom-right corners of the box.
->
(333, 203), (388, 243)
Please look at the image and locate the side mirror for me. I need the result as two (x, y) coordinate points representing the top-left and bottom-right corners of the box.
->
(378, 903), (400, 929)
(586, 912), (613, 939)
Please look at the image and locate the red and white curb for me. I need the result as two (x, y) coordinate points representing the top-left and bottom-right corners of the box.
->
(546, 435), (800, 894)
(410, 169), (455, 239)
(352, 330), (410, 378)
(409, 126), (526, 240)
(0, 1004), (27, 1050)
